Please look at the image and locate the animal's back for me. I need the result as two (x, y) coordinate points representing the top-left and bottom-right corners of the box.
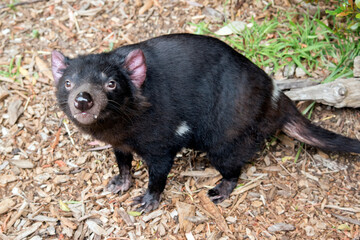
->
(124, 34), (277, 149)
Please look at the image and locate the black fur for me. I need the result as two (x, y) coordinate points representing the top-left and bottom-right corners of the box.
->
(52, 34), (360, 212)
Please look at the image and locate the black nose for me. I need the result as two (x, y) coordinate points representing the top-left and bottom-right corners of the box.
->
(74, 92), (94, 111)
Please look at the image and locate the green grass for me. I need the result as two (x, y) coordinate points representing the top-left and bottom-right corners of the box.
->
(0, 56), (21, 78)
(193, 11), (359, 82)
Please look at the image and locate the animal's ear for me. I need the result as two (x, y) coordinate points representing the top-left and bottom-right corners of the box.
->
(51, 50), (67, 86)
(124, 49), (147, 88)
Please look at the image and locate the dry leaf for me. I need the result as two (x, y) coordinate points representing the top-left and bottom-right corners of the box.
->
(337, 223), (351, 231)
(59, 200), (71, 212)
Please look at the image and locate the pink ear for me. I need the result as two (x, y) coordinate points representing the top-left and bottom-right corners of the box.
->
(124, 49), (147, 88)
(51, 50), (67, 86)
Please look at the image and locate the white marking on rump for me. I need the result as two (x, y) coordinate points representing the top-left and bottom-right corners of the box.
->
(175, 121), (191, 136)
(271, 79), (280, 108)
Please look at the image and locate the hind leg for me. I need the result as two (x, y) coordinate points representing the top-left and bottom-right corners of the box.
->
(207, 140), (259, 203)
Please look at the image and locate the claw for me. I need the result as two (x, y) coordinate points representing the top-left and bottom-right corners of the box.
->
(131, 191), (160, 213)
(207, 179), (237, 204)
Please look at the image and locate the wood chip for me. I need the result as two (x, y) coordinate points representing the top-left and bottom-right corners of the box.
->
(301, 171), (319, 182)
(61, 217), (78, 229)
(53, 175), (70, 184)
(331, 213), (360, 226)
(86, 219), (106, 236)
(251, 201), (263, 208)
(117, 207), (134, 226)
(176, 201), (195, 232)
(267, 223), (295, 232)
(13, 222), (42, 240)
(180, 168), (220, 177)
(9, 159), (34, 169)
(0, 86), (10, 102)
(0, 175), (17, 185)
(198, 191), (230, 233)
(29, 215), (58, 222)
(0, 198), (15, 214)
(7, 201), (29, 229)
(142, 209), (163, 222)
(185, 231), (195, 240)
(231, 181), (261, 195)
(8, 98), (24, 125)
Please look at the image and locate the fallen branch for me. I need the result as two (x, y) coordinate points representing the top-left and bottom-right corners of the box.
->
(282, 56), (360, 108)
(274, 78), (322, 90)
(284, 77), (360, 108)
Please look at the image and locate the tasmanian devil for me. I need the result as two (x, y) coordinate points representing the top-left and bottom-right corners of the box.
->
(51, 33), (360, 212)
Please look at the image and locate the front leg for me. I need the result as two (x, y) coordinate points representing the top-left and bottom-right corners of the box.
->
(132, 154), (174, 212)
(107, 150), (133, 193)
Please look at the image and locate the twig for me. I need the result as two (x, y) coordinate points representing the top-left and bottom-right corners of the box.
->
(231, 174), (267, 195)
(63, 120), (75, 146)
(331, 213), (360, 226)
(324, 205), (360, 213)
(0, 0), (48, 10)
(88, 144), (112, 151)
(228, 192), (247, 215)
(6, 201), (28, 230)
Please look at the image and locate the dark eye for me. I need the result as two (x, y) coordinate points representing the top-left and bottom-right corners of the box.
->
(106, 80), (116, 90)
(65, 80), (72, 89)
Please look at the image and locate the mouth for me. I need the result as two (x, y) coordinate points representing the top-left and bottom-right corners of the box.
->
(73, 112), (98, 125)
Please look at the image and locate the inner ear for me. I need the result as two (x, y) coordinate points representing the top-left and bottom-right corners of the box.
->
(124, 49), (147, 88)
(51, 50), (67, 86)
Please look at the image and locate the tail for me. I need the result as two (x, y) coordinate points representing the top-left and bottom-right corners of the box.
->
(280, 95), (360, 154)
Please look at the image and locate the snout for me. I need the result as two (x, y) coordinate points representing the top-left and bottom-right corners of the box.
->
(74, 92), (94, 111)
(67, 84), (108, 125)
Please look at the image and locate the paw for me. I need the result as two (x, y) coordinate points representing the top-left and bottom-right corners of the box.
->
(131, 191), (160, 213)
(207, 179), (237, 204)
(208, 187), (228, 204)
(106, 174), (132, 193)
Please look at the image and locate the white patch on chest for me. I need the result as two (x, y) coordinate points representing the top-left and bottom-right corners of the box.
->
(271, 79), (281, 108)
(175, 121), (191, 136)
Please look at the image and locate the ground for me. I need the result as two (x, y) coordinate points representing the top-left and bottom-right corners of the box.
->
(0, 0), (359, 239)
